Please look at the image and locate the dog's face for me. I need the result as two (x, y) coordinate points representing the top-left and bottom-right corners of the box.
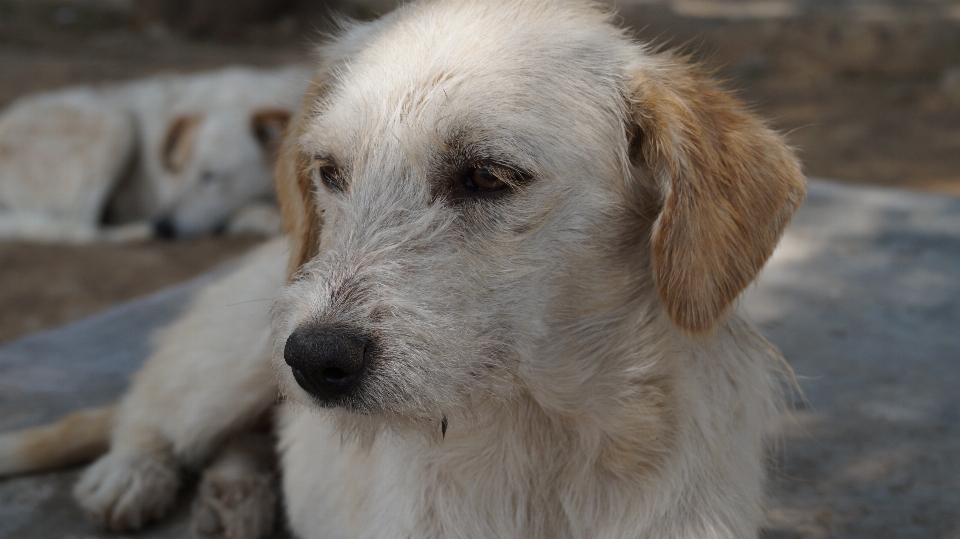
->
(153, 108), (290, 238)
(272, 0), (804, 436)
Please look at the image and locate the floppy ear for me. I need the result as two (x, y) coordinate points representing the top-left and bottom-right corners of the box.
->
(161, 115), (201, 173)
(275, 81), (326, 279)
(627, 55), (806, 333)
(251, 108), (292, 162)
(275, 19), (384, 278)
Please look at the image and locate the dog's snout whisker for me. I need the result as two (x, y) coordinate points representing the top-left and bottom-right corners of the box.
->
(283, 324), (372, 401)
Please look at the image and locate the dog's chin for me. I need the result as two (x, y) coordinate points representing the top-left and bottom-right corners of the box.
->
(277, 369), (453, 446)
(304, 392), (382, 416)
(277, 369), (376, 413)
(329, 410), (448, 451)
(277, 367), (418, 417)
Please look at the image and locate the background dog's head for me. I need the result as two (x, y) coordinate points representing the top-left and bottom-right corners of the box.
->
(152, 107), (291, 238)
(271, 0), (804, 439)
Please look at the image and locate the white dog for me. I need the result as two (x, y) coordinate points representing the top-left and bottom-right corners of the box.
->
(0, 66), (311, 242)
(0, 1), (805, 537)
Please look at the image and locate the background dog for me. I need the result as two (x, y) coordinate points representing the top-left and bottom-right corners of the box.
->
(0, 66), (311, 242)
(0, 0), (804, 537)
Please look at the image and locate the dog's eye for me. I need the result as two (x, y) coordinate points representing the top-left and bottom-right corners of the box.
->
(319, 166), (344, 191)
(447, 163), (530, 203)
(313, 158), (346, 193)
(465, 167), (509, 192)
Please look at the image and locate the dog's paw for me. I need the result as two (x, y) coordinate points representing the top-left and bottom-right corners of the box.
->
(190, 460), (277, 539)
(73, 449), (180, 531)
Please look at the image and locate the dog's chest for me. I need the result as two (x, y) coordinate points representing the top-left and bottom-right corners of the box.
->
(277, 405), (603, 539)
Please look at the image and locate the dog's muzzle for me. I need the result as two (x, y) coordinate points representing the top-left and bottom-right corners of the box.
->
(283, 324), (371, 401)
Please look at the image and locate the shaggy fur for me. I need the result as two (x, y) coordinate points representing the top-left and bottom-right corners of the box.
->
(0, 1), (805, 537)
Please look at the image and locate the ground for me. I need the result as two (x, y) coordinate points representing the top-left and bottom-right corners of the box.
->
(0, 236), (261, 342)
(0, 0), (958, 344)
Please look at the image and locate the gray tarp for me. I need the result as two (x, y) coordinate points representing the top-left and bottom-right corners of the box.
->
(1, 179), (958, 538)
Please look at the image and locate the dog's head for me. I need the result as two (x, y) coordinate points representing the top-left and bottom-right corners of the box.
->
(152, 107), (292, 238)
(271, 0), (804, 437)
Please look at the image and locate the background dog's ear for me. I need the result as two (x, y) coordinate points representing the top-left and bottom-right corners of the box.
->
(275, 82), (325, 279)
(627, 56), (806, 333)
(251, 108), (292, 163)
(161, 115), (202, 173)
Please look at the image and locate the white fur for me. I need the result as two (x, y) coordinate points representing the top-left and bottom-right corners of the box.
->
(72, 1), (799, 537)
(73, 238), (286, 532)
(0, 89), (135, 242)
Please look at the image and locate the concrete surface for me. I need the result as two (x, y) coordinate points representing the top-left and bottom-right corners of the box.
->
(744, 180), (960, 539)
(0, 265), (231, 539)
(1, 179), (958, 538)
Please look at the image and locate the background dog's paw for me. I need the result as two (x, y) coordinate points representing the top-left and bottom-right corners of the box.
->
(73, 449), (180, 531)
(190, 431), (278, 539)
(190, 460), (277, 539)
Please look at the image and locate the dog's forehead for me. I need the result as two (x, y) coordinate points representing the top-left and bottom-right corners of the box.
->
(304, 0), (634, 171)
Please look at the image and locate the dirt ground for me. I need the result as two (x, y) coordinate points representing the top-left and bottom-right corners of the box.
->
(0, 236), (262, 342)
(1, 0), (959, 343)
(747, 78), (960, 194)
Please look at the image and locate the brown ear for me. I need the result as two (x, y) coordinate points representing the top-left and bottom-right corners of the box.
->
(251, 108), (292, 163)
(627, 56), (805, 333)
(161, 115), (201, 173)
(275, 81), (326, 279)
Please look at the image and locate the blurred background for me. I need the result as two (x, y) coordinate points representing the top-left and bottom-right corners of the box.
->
(1, 0), (959, 343)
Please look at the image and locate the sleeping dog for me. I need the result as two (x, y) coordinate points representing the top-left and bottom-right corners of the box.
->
(0, 66), (310, 242)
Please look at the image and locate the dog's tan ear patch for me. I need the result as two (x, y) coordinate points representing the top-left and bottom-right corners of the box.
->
(161, 115), (202, 173)
(251, 108), (292, 162)
(275, 83), (326, 279)
(627, 57), (805, 333)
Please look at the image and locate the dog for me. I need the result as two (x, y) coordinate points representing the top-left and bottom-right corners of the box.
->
(0, 66), (310, 242)
(0, 0), (806, 537)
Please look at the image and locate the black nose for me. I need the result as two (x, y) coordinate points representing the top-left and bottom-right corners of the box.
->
(154, 216), (177, 239)
(283, 324), (370, 400)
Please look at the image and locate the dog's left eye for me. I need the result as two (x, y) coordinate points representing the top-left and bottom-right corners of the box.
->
(466, 167), (509, 192)
(461, 165), (530, 197)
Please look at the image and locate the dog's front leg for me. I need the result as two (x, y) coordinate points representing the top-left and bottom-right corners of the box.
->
(191, 428), (279, 539)
(72, 415), (181, 530)
(74, 238), (288, 531)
